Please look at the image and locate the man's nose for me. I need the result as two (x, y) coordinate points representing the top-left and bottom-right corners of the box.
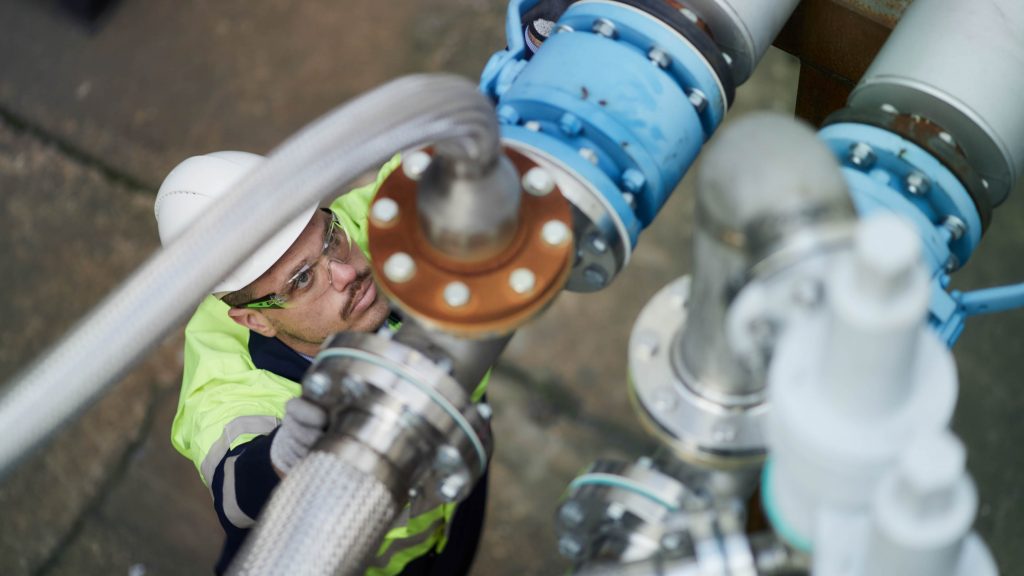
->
(327, 259), (358, 291)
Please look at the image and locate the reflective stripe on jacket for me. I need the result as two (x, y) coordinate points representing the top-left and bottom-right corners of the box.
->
(170, 156), (487, 575)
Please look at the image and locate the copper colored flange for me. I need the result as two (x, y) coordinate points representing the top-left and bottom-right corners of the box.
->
(368, 148), (574, 338)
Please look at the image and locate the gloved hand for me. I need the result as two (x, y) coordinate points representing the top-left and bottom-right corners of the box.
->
(270, 396), (328, 476)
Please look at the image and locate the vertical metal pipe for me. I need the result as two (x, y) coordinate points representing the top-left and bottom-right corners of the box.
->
(415, 152), (522, 262)
(675, 113), (854, 402)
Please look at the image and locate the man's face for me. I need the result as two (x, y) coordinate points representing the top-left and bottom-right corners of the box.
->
(229, 210), (390, 356)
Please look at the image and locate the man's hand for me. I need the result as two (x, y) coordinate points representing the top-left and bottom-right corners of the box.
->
(270, 396), (328, 477)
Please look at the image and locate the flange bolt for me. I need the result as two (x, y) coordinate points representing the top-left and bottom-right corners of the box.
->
(383, 252), (416, 283)
(523, 167), (555, 196)
(443, 281), (471, 308)
(849, 142), (876, 169)
(371, 197), (399, 225)
(402, 151), (432, 181)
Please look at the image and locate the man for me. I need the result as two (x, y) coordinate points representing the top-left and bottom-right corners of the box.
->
(154, 151), (488, 575)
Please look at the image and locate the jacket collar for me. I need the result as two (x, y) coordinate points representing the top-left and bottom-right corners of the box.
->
(248, 309), (404, 383)
(247, 332), (311, 383)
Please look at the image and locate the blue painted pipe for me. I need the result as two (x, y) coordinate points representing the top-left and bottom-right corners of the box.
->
(481, 0), (728, 269)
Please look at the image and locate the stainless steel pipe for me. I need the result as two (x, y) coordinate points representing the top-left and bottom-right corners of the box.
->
(393, 320), (512, 394)
(675, 113), (854, 404)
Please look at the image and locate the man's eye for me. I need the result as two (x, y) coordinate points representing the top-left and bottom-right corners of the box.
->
(291, 269), (314, 291)
(327, 229), (342, 250)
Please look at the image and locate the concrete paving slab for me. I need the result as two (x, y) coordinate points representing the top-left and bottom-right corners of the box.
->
(947, 195), (1024, 575)
(0, 0), (507, 189)
(43, 388), (221, 576)
(0, 116), (203, 575)
(476, 366), (657, 576)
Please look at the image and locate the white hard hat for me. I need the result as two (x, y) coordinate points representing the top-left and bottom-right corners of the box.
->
(154, 151), (318, 295)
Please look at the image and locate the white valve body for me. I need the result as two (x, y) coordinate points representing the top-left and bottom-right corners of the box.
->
(765, 215), (996, 576)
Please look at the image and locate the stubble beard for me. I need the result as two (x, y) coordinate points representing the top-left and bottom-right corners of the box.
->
(273, 268), (387, 351)
(341, 269), (374, 321)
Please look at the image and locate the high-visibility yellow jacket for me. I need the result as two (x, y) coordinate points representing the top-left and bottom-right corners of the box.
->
(171, 156), (488, 576)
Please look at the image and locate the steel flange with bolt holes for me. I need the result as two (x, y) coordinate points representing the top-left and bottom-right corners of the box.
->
(369, 147), (574, 338)
(556, 457), (693, 564)
(628, 276), (767, 470)
(305, 331), (493, 505)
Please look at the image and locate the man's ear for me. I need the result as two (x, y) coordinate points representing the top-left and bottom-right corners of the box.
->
(226, 307), (278, 338)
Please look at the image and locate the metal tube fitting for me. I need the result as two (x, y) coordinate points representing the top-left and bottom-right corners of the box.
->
(370, 147), (574, 338)
(233, 331), (494, 575)
(569, 531), (808, 576)
(308, 332), (493, 499)
(556, 457), (695, 566)
(558, 459), (793, 576)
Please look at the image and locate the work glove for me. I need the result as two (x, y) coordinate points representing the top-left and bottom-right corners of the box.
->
(269, 396), (328, 476)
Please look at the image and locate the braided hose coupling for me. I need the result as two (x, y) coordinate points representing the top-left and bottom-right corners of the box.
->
(230, 330), (494, 576)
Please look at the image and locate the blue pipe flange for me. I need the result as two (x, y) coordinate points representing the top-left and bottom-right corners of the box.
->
(481, 0), (733, 291)
(821, 106), (993, 233)
(818, 119), (985, 345)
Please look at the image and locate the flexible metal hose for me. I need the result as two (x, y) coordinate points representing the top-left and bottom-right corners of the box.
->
(0, 74), (500, 478)
(228, 451), (398, 576)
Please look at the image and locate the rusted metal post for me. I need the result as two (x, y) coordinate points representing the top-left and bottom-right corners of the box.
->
(774, 0), (911, 126)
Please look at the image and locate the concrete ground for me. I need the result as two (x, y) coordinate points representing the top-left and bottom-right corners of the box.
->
(0, 1), (1021, 575)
